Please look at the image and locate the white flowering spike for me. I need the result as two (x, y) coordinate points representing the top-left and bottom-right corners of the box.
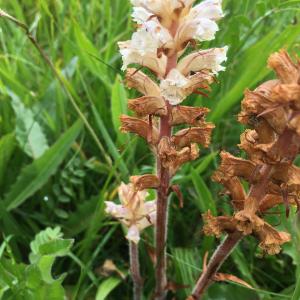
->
(105, 182), (156, 244)
(120, 0), (227, 105)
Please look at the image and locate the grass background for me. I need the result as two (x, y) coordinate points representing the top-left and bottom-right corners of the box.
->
(0, 0), (300, 299)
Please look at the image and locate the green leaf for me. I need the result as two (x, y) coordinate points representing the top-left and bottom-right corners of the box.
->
(96, 277), (122, 300)
(191, 167), (216, 214)
(194, 152), (218, 174)
(9, 90), (49, 159)
(0, 133), (15, 190)
(39, 239), (74, 257)
(4, 120), (82, 211)
(111, 75), (127, 144)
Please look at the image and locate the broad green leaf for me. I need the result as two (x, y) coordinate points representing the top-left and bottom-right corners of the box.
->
(96, 277), (122, 300)
(4, 120), (82, 211)
(9, 91), (49, 159)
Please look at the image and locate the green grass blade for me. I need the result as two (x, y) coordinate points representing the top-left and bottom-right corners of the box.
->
(96, 277), (122, 300)
(0, 133), (15, 190)
(191, 167), (216, 214)
(4, 120), (82, 211)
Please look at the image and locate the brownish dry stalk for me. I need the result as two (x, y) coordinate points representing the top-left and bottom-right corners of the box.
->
(190, 50), (300, 299)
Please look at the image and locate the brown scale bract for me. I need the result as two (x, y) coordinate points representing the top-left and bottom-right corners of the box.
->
(171, 123), (215, 149)
(130, 174), (160, 191)
(120, 115), (159, 145)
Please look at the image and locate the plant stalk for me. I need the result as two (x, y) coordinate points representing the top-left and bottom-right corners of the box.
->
(154, 48), (177, 299)
(130, 241), (143, 300)
(190, 231), (243, 299)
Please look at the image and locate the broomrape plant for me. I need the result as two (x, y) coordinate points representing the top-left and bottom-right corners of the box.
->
(106, 0), (227, 299)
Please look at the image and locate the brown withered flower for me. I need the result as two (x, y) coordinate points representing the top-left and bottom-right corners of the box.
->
(204, 50), (300, 255)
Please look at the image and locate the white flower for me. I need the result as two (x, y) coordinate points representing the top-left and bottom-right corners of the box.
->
(105, 182), (157, 244)
(132, 7), (154, 24)
(160, 69), (189, 105)
(177, 46), (228, 76)
(191, 0), (223, 21)
(130, 0), (191, 27)
(175, 0), (223, 47)
(118, 20), (171, 75)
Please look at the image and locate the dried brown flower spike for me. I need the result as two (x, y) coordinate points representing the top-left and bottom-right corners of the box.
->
(190, 50), (300, 300)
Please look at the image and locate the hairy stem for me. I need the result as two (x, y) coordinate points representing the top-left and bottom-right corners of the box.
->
(130, 241), (143, 300)
(191, 231), (243, 299)
(155, 106), (172, 300)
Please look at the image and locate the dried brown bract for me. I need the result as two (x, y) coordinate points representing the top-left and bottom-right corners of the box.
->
(130, 174), (160, 191)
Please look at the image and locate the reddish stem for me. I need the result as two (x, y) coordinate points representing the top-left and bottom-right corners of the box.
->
(155, 28), (178, 299)
(190, 231), (243, 300)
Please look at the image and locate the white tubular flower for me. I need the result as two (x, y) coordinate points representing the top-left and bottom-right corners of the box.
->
(177, 46), (228, 76)
(132, 7), (154, 24)
(160, 69), (189, 105)
(176, 0), (224, 48)
(105, 182), (157, 244)
(130, 0), (195, 28)
(118, 20), (171, 76)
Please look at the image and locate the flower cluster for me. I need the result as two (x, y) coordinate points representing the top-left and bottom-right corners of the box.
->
(203, 50), (300, 255)
(105, 182), (156, 244)
(119, 0), (227, 178)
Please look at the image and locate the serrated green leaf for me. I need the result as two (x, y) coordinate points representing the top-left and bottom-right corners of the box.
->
(4, 120), (82, 211)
